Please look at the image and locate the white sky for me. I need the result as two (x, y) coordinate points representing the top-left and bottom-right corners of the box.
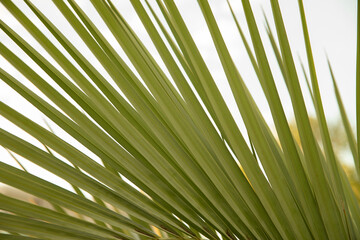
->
(0, 0), (357, 187)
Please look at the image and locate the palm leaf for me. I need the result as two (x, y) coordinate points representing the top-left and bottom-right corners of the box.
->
(0, 0), (358, 239)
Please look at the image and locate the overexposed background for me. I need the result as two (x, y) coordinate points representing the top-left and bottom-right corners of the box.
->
(0, 0), (357, 189)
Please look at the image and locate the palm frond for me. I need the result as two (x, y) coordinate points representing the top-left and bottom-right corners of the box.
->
(0, 0), (358, 239)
